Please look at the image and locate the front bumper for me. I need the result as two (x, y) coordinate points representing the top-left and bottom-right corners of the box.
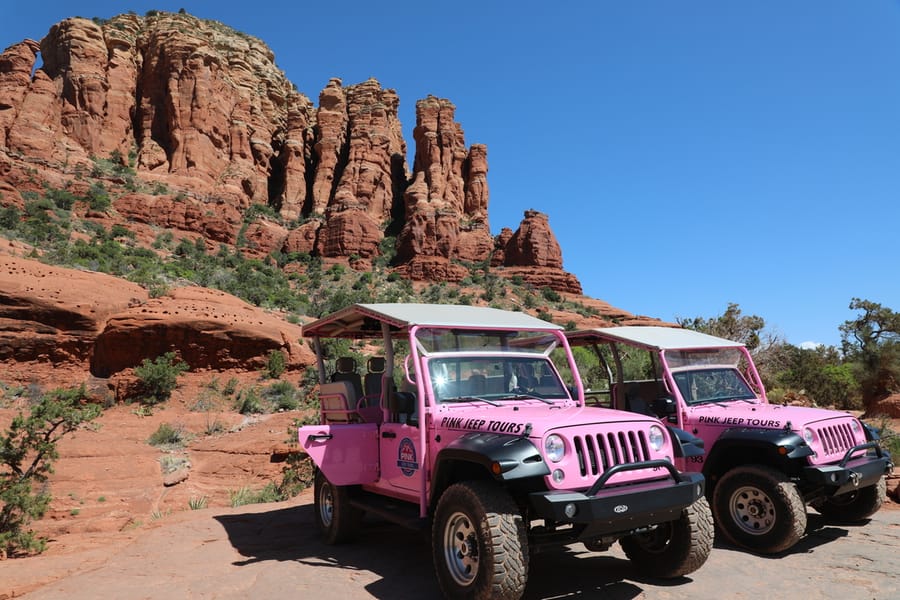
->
(802, 442), (893, 496)
(528, 460), (706, 538)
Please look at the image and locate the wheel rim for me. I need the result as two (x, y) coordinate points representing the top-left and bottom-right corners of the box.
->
(318, 482), (334, 528)
(729, 484), (776, 535)
(442, 511), (479, 587)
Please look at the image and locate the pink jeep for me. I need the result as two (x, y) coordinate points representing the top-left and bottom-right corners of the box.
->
(299, 304), (712, 599)
(565, 326), (893, 555)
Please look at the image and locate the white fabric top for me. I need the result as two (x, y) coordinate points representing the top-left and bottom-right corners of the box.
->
(566, 325), (745, 350)
(303, 303), (563, 338)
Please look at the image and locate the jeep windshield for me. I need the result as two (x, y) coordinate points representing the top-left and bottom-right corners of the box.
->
(672, 368), (758, 405)
(663, 347), (759, 405)
(427, 356), (568, 403)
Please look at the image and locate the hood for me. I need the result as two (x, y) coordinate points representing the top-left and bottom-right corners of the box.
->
(687, 401), (858, 432)
(433, 402), (662, 438)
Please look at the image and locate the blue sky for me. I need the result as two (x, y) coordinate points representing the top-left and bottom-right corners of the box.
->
(2, 1), (899, 348)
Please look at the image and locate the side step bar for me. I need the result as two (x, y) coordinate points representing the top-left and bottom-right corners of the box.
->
(349, 492), (429, 531)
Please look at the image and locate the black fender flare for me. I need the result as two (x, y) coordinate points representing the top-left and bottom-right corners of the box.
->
(667, 426), (705, 458)
(703, 427), (813, 478)
(432, 432), (549, 492)
(863, 421), (882, 442)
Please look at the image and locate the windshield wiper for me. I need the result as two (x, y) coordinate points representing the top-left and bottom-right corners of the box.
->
(709, 396), (757, 405)
(502, 393), (554, 405)
(442, 396), (500, 406)
(692, 399), (730, 408)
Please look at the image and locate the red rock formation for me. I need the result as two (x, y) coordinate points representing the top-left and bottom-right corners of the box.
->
(0, 254), (309, 378)
(241, 219), (290, 258)
(0, 40), (41, 147)
(503, 209), (563, 268)
(282, 220), (321, 255)
(2, 13), (313, 210)
(494, 210), (582, 294)
(114, 193), (242, 245)
(314, 78), (408, 259)
(491, 228), (515, 267)
(0, 254), (145, 365)
(396, 96), (493, 280)
(92, 286), (310, 376)
(0, 10), (583, 294)
(276, 103), (315, 221)
(41, 19), (122, 156)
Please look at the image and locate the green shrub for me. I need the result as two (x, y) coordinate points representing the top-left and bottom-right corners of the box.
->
(276, 450), (315, 500)
(222, 378), (239, 396)
(152, 231), (174, 249)
(541, 287), (562, 303)
(44, 187), (78, 211)
(265, 350), (286, 379)
(0, 386), (102, 556)
(235, 387), (264, 414)
(86, 182), (110, 212)
(263, 380), (299, 411)
(204, 416), (226, 435)
(870, 415), (900, 457)
(188, 496), (208, 510)
(109, 224), (134, 239)
(134, 352), (188, 405)
(537, 310), (554, 322)
(148, 423), (187, 447)
(0, 206), (20, 229)
(229, 483), (282, 507)
(158, 454), (189, 474)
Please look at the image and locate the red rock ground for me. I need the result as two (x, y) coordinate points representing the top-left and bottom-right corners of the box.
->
(0, 371), (310, 557)
(0, 376), (897, 598)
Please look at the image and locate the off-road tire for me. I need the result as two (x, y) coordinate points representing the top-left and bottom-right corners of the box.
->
(712, 464), (806, 554)
(620, 496), (714, 578)
(313, 470), (362, 544)
(813, 476), (886, 523)
(432, 480), (528, 600)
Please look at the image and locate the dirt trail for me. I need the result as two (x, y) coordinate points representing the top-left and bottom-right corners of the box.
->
(3, 492), (898, 600)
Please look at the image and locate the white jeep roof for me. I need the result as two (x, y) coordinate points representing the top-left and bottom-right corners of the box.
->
(303, 303), (563, 339)
(566, 325), (745, 350)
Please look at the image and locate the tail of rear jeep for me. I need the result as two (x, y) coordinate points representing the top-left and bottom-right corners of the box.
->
(566, 326), (893, 555)
(299, 304), (713, 599)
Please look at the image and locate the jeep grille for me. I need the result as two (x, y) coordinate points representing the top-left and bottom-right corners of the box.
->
(814, 422), (856, 457)
(573, 430), (651, 476)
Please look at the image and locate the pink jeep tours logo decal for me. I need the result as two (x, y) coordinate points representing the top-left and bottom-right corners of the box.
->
(397, 437), (418, 477)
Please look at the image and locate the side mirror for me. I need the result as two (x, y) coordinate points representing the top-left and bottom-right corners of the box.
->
(655, 395), (677, 421)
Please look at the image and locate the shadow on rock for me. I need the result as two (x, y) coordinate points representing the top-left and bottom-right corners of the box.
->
(214, 505), (685, 600)
(710, 512), (852, 557)
(214, 504), (440, 598)
(524, 545), (670, 600)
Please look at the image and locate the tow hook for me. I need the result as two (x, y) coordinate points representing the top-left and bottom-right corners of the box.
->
(850, 472), (861, 487)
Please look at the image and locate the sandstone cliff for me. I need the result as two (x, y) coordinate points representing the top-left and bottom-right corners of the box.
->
(0, 11), (581, 293)
(0, 11), (581, 290)
(0, 253), (311, 388)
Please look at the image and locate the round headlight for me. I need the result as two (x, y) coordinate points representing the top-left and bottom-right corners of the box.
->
(803, 428), (814, 444)
(850, 420), (861, 433)
(648, 425), (665, 451)
(545, 434), (565, 463)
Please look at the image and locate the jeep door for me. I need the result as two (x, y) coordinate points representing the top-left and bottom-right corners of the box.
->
(378, 421), (423, 498)
(299, 423), (379, 485)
